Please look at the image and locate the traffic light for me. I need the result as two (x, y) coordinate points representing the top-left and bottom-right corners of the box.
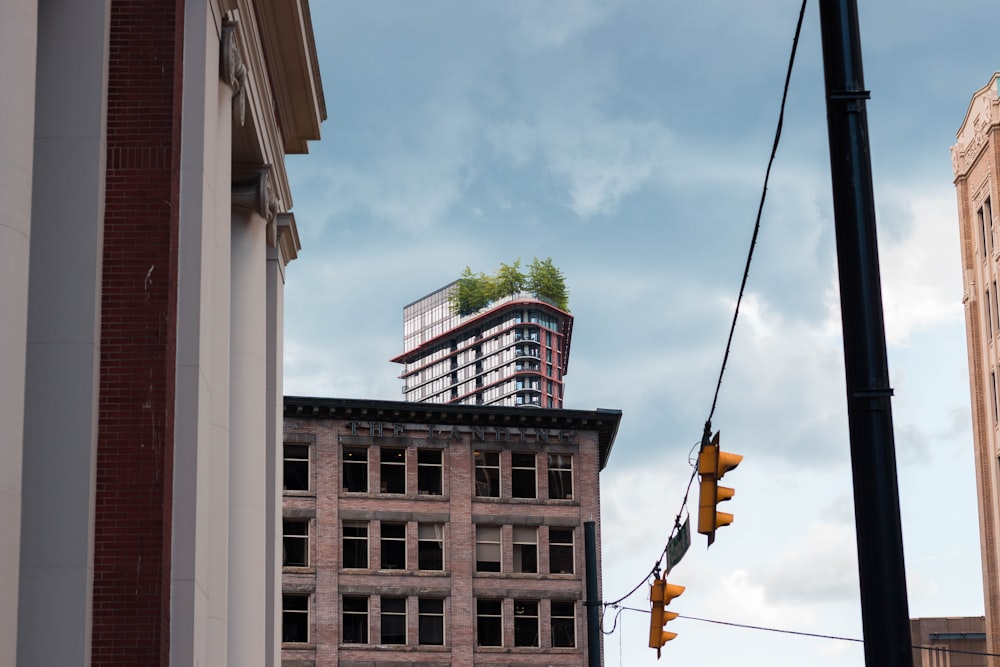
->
(697, 430), (742, 546)
(648, 578), (684, 658)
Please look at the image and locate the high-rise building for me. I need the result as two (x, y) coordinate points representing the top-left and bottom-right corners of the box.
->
(391, 282), (574, 408)
(952, 71), (1000, 665)
(281, 396), (621, 665)
(0, 2), (324, 665)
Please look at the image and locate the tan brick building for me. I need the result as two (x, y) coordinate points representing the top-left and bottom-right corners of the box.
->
(281, 396), (621, 666)
(952, 71), (1000, 666)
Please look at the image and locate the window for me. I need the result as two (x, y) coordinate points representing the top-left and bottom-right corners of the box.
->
(513, 526), (537, 573)
(381, 597), (406, 645)
(417, 449), (443, 495)
(993, 280), (999, 334)
(381, 522), (406, 570)
(343, 447), (368, 493)
(475, 525), (501, 572)
(282, 519), (309, 568)
(476, 599), (502, 646)
(993, 371), (999, 425)
(418, 598), (445, 645)
(981, 203), (990, 258)
(343, 596), (369, 644)
(513, 600), (539, 647)
(988, 288), (994, 338)
(284, 444), (309, 491)
(343, 522), (368, 569)
(548, 454), (573, 499)
(381, 447), (406, 494)
(549, 528), (574, 574)
(511, 453), (536, 498)
(551, 601), (576, 647)
(418, 523), (444, 570)
(475, 451), (500, 497)
(282, 594), (309, 644)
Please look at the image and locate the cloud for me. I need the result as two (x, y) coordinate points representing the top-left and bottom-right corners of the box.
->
(488, 113), (675, 219)
(509, 0), (624, 51)
(877, 189), (964, 345)
(755, 517), (859, 605)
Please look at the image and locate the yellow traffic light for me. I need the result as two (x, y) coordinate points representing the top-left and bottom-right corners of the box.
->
(697, 431), (742, 546)
(648, 578), (684, 658)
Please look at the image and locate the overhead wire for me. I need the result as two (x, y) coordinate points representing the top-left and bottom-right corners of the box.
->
(612, 606), (1000, 658)
(600, 0), (810, 634)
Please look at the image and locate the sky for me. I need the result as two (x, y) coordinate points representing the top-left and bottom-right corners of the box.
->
(282, 2), (999, 665)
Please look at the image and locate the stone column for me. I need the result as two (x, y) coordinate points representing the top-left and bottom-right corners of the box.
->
(0, 2), (37, 662)
(19, 1), (109, 665)
(265, 213), (300, 666)
(228, 166), (277, 667)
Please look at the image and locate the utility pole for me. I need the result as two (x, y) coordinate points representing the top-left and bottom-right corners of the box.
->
(817, 1), (913, 665)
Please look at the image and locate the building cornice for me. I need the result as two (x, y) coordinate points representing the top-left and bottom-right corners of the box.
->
(284, 396), (621, 470)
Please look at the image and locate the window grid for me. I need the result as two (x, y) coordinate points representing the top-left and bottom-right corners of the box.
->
(380, 447), (406, 494)
(343, 522), (368, 569)
(343, 447), (368, 493)
(511, 452), (536, 499)
(282, 594), (309, 644)
(343, 596), (369, 644)
(380, 522), (406, 570)
(283, 444), (309, 492)
(551, 601), (576, 648)
(549, 527), (575, 574)
(418, 523), (444, 571)
(282, 519), (309, 568)
(548, 454), (573, 500)
(475, 525), (502, 572)
(513, 525), (538, 573)
(476, 599), (503, 647)
(513, 600), (539, 647)
(417, 449), (443, 495)
(380, 597), (407, 645)
(418, 598), (445, 645)
(475, 450), (501, 497)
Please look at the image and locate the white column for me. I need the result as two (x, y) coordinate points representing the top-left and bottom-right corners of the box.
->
(228, 167), (275, 667)
(265, 214), (300, 666)
(19, 1), (110, 665)
(171, 6), (234, 667)
(0, 2), (37, 662)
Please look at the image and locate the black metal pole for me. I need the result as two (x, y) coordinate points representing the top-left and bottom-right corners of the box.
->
(817, 2), (912, 666)
(584, 521), (601, 667)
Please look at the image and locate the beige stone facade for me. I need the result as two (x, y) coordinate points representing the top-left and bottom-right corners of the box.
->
(281, 396), (621, 666)
(952, 71), (1000, 667)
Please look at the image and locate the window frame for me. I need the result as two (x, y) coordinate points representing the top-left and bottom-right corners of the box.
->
(513, 599), (539, 647)
(380, 522), (406, 570)
(474, 450), (501, 497)
(380, 596), (407, 645)
(548, 454), (573, 500)
(417, 448), (443, 495)
(418, 598), (445, 646)
(282, 594), (310, 644)
(475, 524), (502, 573)
(512, 525), (538, 573)
(343, 596), (369, 644)
(510, 452), (536, 499)
(282, 518), (309, 568)
(343, 521), (369, 569)
(343, 446), (368, 493)
(476, 598), (503, 647)
(283, 443), (310, 492)
(548, 527), (575, 574)
(380, 446), (406, 494)
(418, 522), (444, 571)
(551, 600), (576, 648)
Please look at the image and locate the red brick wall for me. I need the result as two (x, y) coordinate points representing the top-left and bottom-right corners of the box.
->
(93, 1), (184, 665)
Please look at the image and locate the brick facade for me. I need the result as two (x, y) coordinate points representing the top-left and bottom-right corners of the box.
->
(281, 397), (620, 666)
(94, 1), (183, 664)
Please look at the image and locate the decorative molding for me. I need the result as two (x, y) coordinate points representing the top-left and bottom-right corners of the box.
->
(274, 213), (301, 262)
(221, 19), (247, 126)
(232, 166), (280, 222)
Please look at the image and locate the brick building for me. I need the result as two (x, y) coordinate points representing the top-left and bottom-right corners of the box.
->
(0, 1), (324, 665)
(952, 71), (1000, 666)
(281, 396), (622, 666)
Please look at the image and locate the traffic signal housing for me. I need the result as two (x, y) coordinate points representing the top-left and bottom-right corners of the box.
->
(697, 431), (742, 546)
(648, 578), (684, 658)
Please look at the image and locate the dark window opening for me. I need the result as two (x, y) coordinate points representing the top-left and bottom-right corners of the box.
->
(343, 447), (368, 493)
(380, 597), (406, 645)
(511, 453), (536, 498)
(282, 519), (308, 567)
(513, 600), (539, 647)
(551, 601), (576, 647)
(417, 449), (443, 495)
(475, 451), (500, 497)
(477, 599), (502, 646)
(418, 598), (445, 645)
(282, 594), (309, 644)
(381, 447), (405, 494)
(380, 522), (406, 570)
(343, 596), (369, 644)
(283, 444), (309, 491)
